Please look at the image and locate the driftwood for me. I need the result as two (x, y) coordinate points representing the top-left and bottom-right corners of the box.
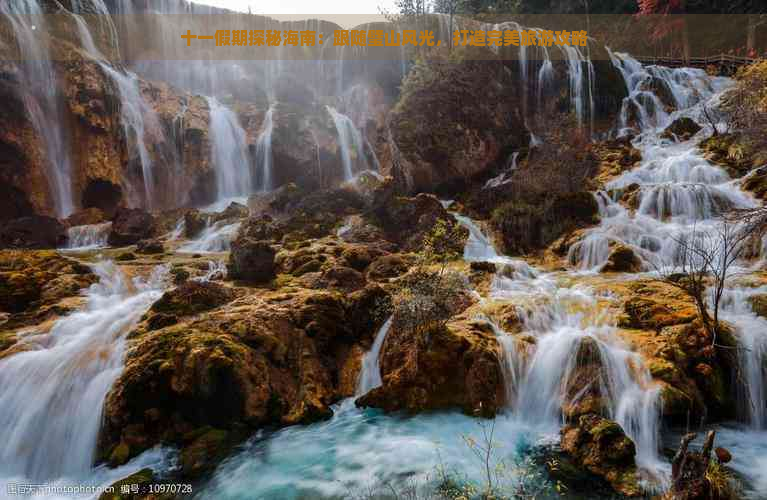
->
(669, 430), (717, 500)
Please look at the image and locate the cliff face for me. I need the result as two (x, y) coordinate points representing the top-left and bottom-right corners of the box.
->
(0, 1), (628, 225)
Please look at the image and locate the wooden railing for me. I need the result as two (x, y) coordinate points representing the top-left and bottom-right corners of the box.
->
(634, 54), (760, 74)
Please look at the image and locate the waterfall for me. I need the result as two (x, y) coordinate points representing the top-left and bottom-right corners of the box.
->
(717, 286), (767, 430)
(206, 97), (253, 201)
(255, 106), (275, 192)
(179, 220), (241, 254)
(100, 65), (158, 209)
(484, 152), (519, 189)
(64, 222), (112, 250)
(0, 262), (167, 481)
(356, 318), (393, 397)
(452, 208), (669, 485)
(326, 106), (369, 182)
(569, 52), (753, 271)
(0, 0), (74, 217)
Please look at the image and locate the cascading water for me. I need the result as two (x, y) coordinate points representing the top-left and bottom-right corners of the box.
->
(326, 105), (370, 182)
(178, 220), (241, 254)
(100, 65), (159, 209)
(356, 318), (393, 397)
(255, 106), (275, 192)
(0, 262), (167, 483)
(569, 53), (755, 271)
(453, 208), (669, 486)
(206, 97), (253, 202)
(0, 0), (74, 216)
(64, 222), (112, 250)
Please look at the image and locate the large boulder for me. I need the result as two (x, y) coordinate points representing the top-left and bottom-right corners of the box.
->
(491, 191), (599, 255)
(387, 46), (529, 193)
(356, 314), (504, 417)
(374, 191), (468, 252)
(101, 286), (388, 466)
(560, 414), (641, 497)
(661, 117), (702, 142)
(228, 237), (276, 283)
(600, 244), (642, 273)
(0, 215), (67, 249)
(108, 209), (156, 247)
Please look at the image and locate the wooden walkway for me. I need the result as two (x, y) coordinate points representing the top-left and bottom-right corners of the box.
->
(635, 54), (760, 75)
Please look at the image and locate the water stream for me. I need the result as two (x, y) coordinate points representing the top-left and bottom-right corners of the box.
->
(206, 97), (253, 201)
(0, 262), (169, 490)
(0, 0), (75, 217)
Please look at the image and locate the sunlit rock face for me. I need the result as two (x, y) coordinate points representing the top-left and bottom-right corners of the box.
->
(0, 0), (634, 219)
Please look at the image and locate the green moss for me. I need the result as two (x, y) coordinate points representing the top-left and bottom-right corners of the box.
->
(588, 419), (623, 440)
(108, 441), (130, 467)
(180, 427), (231, 479)
(648, 358), (681, 384)
(98, 468), (155, 500)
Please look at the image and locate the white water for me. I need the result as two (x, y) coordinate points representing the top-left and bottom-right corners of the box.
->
(64, 222), (112, 250)
(178, 220), (241, 254)
(0, 262), (167, 484)
(255, 106), (275, 192)
(206, 97), (253, 201)
(326, 106), (370, 182)
(0, 0), (74, 216)
(356, 318), (392, 397)
(453, 207), (670, 487)
(569, 53), (755, 272)
(100, 65), (159, 209)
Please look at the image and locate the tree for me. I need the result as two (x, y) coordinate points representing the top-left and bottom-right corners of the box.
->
(653, 220), (749, 346)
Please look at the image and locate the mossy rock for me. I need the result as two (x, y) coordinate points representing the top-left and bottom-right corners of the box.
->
(150, 281), (234, 317)
(99, 468), (155, 500)
(748, 293), (767, 318)
(180, 427), (232, 479)
(116, 252), (136, 262)
(108, 441), (130, 467)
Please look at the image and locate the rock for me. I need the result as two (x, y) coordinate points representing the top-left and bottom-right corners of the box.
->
(492, 191), (598, 255)
(374, 193), (467, 252)
(228, 237), (276, 283)
(150, 281), (235, 317)
(236, 215), (282, 242)
(560, 414), (641, 497)
(387, 47), (530, 193)
(65, 207), (106, 226)
(0, 216), (66, 249)
(0, 250), (96, 328)
(661, 117), (702, 142)
(170, 266), (190, 285)
(366, 253), (413, 280)
(356, 313), (503, 417)
(179, 427), (233, 479)
(715, 447), (732, 464)
(742, 166), (767, 201)
(108, 209), (156, 247)
(184, 209), (209, 239)
(339, 245), (375, 272)
(102, 286), (385, 463)
(470, 261), (496, 274)
(641, 76), (676, 110)
(748, 293), (767, 318)
(99, 468), (155, 500)
(302, 265), (367, 293)
(116, 252), (136, 262)
(108, 441), (130, 467)
(617, 281), (698, 330)
(600, 244), (642, 273)
(135, 239), (165, 255)
(212, 202), (249, 224)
